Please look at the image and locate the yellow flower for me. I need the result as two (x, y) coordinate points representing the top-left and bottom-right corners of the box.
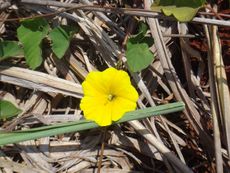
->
(80, 67), (139, 126)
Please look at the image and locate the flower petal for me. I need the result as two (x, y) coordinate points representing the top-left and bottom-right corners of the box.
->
(104, 68), (139, 102)
(96, 103), (112, 126)
(82, 71), (108, 97)
(111, 97), (137, 121)
(80, 96), (112, 126)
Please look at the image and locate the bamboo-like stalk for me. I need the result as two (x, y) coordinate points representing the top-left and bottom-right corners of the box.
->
(212, 19), (230, 172)
(213, 20), (230, 160)
(0, 101), (184, 146)
(203, 16), (223, 173)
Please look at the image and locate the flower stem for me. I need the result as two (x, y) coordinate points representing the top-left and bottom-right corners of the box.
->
(97, 127), (107, 173)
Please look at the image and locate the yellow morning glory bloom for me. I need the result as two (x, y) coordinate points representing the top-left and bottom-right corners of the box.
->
(80, 67), (139, 126)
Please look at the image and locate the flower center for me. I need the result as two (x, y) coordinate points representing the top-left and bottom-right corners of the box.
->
(107, 94), (115, 101)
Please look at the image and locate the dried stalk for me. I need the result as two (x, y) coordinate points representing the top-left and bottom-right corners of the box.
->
(0, 66), (83, 98)
(19, 0), (230, 27)
(144, 0), (214, 156)
(129, 120), (193, 173)
(203, 15), (223, 173)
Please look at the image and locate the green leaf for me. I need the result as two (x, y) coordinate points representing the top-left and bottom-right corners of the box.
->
(0, 41), (23, 60)
(0, 102), (184, 146)
(17, 18), (49, 69)
(129, 36), (154, 48)
(151, 0), (206, 22)
(129, 22), (149, 44)
(49, 25), (77, 59)
(126, 21), (154, 72)
(0, 100), (22, 120)
(138, 21), (148, 35)
(126, 22), (154, 72)
(126, 42), (154, 72)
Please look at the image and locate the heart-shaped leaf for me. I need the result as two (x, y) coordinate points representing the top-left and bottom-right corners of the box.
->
(49, 25), (77, 59)
(151, 0), (206, 22)
(17, 18), (49, 69)
(126, 22), (154, 72)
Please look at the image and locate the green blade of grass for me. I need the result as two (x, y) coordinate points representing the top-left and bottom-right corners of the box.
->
(0, 102), (184, 146)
